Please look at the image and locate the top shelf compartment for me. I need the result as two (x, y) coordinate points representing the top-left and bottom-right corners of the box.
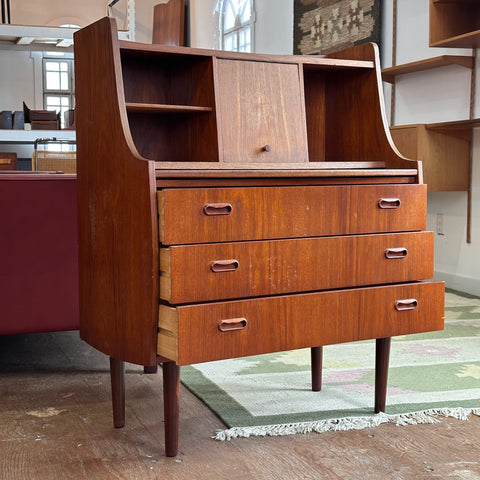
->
(429, 0), (480, 47)
(75, 18), (419, 175)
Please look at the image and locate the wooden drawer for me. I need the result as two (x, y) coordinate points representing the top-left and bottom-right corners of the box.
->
(158, 184), (427, 245)
(158, 281), (444, 365)
(160, 232), (434, 303)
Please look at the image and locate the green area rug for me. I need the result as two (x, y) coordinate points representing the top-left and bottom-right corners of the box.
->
(180, 289), (480, 440)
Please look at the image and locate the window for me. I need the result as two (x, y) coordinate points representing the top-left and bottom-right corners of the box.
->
(42, 53), (75, 129)
(220, 0), (255, 52)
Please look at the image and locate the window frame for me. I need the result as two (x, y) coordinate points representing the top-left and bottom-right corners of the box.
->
(42, 53), (75, 129)
(220, 0), (255, 52)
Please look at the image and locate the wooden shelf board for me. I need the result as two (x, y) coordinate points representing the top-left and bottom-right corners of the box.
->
(0, 129), (76, 144)
(126, 103), (213, 114)
(430, 30), (480, 48)
(152, 162), (421, 179)
(382, 55), (473, 83)
(153, 167), (418, 179)
(426, 118), (480, 140)
(432, 0), (477, 3)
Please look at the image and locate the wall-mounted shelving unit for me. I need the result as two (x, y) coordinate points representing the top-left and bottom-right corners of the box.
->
(0, 129), (75, 144)
(383, 0), (478, 242)
(383, 54), (476, 193)
(381, 54), (473, 83)
(429, 0), (480, 48)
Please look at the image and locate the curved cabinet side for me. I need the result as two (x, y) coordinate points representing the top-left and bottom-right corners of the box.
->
(74, 17), (159, 366)
(326, 43), (423, 181)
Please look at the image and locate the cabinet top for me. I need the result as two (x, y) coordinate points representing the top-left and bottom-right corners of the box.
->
(119, 39), (375, 71)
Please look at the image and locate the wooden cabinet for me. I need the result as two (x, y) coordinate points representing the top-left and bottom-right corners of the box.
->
(390, 124), (471, 191)
(429, 0), (480, 48)
(74, 17), (444, 457)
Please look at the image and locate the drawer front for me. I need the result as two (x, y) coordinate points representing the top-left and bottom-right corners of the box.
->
(158, 281), (445, 365)
(160, 232), (434, 303)
(158, 184), (426, 245)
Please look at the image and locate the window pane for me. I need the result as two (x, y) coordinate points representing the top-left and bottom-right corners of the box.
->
(225, 4), (236, 29)
(45, 61), (60, 72)
(240, 1), (251, 23)
(224, 32), (238, 51)
(46, 71), (60, 90)
(60, 72), (69, 90)
(222, 0), (253, 52)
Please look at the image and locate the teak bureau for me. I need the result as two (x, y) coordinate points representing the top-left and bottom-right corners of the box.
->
(74, 17), (445, 457)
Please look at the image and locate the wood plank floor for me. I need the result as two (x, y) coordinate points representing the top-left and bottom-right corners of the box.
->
(1, 331), (479, 479)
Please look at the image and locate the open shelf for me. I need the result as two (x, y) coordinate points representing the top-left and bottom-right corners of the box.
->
(429, 0), (480, 48)
(432, 0), (478, 4)
(426, 118), (480, 140)
(390, 123), (472, 191)
(125, 103), (213, 114)
(382, 55), (473, 83)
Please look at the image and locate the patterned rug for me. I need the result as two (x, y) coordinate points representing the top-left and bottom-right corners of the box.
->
(293, 0), (381, 55)
(180, 289), (480, 440)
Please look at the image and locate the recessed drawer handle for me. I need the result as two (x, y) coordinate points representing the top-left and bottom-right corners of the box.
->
(210, 259), (239, 272)
(385, 247), (408, 259)
(395, 299), (418, 311)
(218, 318), (247, 332)
(378, 198), (401, 209)
(203, 203), (233, 216)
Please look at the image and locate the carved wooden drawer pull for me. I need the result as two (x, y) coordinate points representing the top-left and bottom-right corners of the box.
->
(218, 318), (248, 332)
(384, 247), (408, 259)
(203, 202), (232, 216)
(378, 198), (401, 209)
(210, 259), (239, 272)
(395, 299), (418, 311)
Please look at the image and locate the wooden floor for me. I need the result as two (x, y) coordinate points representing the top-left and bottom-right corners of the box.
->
(1, 331), (479, 480)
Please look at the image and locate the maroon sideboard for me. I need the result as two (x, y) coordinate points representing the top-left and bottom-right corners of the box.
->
(0, 173), (79, 335)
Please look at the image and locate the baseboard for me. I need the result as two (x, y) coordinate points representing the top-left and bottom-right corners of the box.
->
(434, 271), (480, 297)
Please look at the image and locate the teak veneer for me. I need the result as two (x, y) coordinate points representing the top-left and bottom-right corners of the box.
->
(74, 17), (445, 457)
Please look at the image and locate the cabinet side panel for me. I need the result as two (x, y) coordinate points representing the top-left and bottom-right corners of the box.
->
(303, 70), (326, 161)
(74, 17), (158, 366)
(326, 43), (421, 174)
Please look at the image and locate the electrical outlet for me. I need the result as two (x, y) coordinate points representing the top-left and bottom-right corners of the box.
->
(436, 213), (445, 235)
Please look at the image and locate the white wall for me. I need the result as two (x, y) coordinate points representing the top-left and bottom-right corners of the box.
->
(381, 0), (480, 295)
(0, 50), (37, 111)
(189, 0), (293, 54)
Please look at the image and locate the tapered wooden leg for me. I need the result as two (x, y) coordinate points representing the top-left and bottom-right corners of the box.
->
(163, 361), (180, 457)
(375, 337), (391, 413)
(311, 346), (323, 391)
(110, 357), (125, 428)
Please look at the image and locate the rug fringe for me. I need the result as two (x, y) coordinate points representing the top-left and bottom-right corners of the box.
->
(213, 407), (480, 441)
